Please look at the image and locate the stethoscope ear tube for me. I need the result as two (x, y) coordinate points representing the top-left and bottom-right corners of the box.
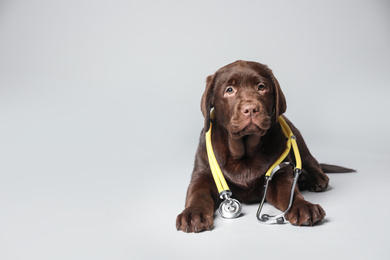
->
(257, 116), (302, 224)
(257, 166), (301, 224)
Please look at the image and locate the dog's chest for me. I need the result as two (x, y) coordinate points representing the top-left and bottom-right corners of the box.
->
(222, 155), (271, 187)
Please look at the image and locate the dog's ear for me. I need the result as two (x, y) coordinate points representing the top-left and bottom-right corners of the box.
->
(201, 74), (216, 132)
(266, 67), (287, 121)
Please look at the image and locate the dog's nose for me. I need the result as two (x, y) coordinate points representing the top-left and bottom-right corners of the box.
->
(241, 103), (259, 117)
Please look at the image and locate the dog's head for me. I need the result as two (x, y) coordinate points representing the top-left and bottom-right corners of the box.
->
(201, 60), (287, 139)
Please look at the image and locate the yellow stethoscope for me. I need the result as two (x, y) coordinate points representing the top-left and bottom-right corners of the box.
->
(205, 109), (302, 223)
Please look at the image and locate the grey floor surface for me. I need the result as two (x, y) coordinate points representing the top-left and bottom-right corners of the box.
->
(1, 1), (390, 259)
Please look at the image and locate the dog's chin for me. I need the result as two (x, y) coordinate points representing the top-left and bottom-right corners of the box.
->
(229, 116), (271, 139)
(230, 123), (268, 139)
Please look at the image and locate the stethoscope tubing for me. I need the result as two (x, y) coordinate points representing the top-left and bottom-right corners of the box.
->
(205, 111), (302, 222)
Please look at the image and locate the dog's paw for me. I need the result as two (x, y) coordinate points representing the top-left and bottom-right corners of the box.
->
(176, 207), (214, 233)
(285, 201), (326, 226)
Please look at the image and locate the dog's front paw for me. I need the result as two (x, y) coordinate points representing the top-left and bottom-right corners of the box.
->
(176, 207), (214, 233)
(285, 201), (326, 226)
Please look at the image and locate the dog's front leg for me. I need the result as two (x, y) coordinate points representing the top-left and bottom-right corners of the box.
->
(265, 167), (326, 226)
(176, 172), (218, 233)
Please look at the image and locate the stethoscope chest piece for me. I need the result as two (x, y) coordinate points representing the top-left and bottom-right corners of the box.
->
(219, 198), (242, 219)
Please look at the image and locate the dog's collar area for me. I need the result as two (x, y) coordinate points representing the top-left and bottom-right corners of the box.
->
(205, 109), (302, 223)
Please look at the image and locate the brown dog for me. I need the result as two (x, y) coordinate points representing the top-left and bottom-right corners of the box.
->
(176, 60), (353, 233)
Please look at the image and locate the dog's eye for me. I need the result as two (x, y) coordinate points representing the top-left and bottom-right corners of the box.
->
(258, 83), (266, 91)
(224, 86), (237, 97)
(224, 86), (236, 96)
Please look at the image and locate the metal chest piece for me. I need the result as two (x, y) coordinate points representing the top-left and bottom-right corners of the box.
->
(218, 191), (242, 219)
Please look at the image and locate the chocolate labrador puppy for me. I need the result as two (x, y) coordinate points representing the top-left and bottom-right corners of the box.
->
(176, 60), (353, 233)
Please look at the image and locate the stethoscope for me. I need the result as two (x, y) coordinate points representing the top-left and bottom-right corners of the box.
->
(205, 110), (302, 223)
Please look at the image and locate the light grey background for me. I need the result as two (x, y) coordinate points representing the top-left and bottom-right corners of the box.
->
(1, 0), (389, 259)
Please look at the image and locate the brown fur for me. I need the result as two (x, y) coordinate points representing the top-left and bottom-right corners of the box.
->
(176, 60), (354, 233)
